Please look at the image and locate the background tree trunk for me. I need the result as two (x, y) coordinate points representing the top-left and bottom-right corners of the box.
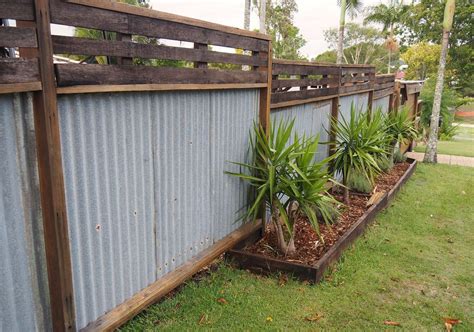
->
(337, 0), (347, 64)
(424, 0), (455, 163)
(259, 0), (267, 34)
(244, 0), (251, 30)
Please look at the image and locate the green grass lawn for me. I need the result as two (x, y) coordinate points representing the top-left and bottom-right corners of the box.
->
(415, 140), (474, 158)
(121, 164), (474, 331)
(415, 120), (474, 158)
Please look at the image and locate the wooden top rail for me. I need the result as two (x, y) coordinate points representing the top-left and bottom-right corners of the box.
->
(339, 64), (375, 95)
(48, 0), (271, 88)
(271, 60), (340, 109)
(373, 74), (395, 100)
(270, 60), (382, 109)
(0, 0), (42, 93)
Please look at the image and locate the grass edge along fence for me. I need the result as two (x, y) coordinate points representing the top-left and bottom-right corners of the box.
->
(0, 0), (409, 331)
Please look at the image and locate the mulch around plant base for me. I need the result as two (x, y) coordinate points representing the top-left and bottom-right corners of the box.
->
(245, 162), (411, 266)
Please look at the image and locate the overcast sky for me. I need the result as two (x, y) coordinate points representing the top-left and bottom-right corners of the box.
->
(147, 0), (389, 58)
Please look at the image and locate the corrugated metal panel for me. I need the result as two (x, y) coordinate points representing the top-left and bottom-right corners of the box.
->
(271, 101), (332, 161)
(0, 93), (51, 332)
(373, 95), (390, 114)
(339, 92), (369, 122)
(58, 89), (258, 329)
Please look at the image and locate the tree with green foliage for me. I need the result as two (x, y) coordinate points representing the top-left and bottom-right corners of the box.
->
(401, 42), (444, 80)
(398, 0), (472, 96)
(253, 0), (307, 60)
(337, 0), (363, 64)
(315, 23), (393, 73)
(424, 0), (456, 163)
(364, 0), (409, 74)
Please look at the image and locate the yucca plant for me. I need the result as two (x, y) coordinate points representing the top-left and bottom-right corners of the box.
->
(331, 105), (387, 203)
(226, 118), (338, 255)
(384, 106), (418, 162)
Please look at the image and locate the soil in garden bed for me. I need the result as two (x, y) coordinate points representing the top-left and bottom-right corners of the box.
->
(244, 162), (411, 266)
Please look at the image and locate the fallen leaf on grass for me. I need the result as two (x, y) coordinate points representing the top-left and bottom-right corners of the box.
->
(216, 298), (228, 305)
(198, 313), (208, 325)
(305, 312), (324, 322)
(444, 318), (461, 332)
(266, 316), (273, 322)
(384, 320), (401, 326)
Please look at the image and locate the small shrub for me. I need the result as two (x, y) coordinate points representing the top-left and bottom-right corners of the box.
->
(331, 105), (388, 203)
(393, 149), (407, 163)
(347, 171), (373, 194)
(376, 154), (394, 173)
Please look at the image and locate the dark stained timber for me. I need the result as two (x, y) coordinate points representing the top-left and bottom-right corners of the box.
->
(0, 27), (38, 48)
(271, 87), (338, 104)
(0, 58), (40, 83)
(0, 2), (35, 20)
(49, 0), (268, 52)
(52, 36), (266, 67)
(55, 64), (267, 86)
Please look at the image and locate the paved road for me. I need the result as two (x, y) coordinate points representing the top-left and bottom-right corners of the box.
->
(407, 152), (474, 167)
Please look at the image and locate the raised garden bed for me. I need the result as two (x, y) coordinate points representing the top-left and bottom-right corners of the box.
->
(227, 158), (417, 283)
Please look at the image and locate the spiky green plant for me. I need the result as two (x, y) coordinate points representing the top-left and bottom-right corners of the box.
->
(384, 106), (418, 162)
(331, 105), (388, 203)
(226, 118), (338, 255)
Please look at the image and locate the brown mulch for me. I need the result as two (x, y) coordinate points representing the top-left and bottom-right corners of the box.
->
(244, 162), (411, 266)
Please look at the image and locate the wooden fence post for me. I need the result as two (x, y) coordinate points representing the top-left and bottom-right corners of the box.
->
(258, 41), (272, 135)
(33, 0), (76, 330)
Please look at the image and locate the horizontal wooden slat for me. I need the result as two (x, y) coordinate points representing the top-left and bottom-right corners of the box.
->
(64, 0), (270, 41)
(375, 75), (395, 84)
(57, 82), (267, 94)
(342, 67), (375, 75)
(341, 75), (371, 84)
(374, 81), (394, 91)
(0, 27), (37, 48)
(339, 82), (372, 94)
(55, 63), (267, 86)
(272, 77), (338, 89)
(0, 2), (35, 20)
(270, 95), (335, 109)
(0, 81), (42, 94)
(271, 87), (338, 104)
(374, 87), (394, 100)
(50, 1), (268, 52)
(52, 36), (266, 67)
(405, 83), (422, 95)
(0, 58), (40, 83)
(272, 63), (339, 76)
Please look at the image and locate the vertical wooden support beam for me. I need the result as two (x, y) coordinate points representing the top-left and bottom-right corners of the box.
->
(258, 41), (272, 135)
(328, 96), (340, 159)
(300, 74), (308, 90)
(393, 81), (401, 112)
(116, 33), (133, 65)
(193, 42), (208, 68)
(33, 0), (76, 330)
(367, 89), (374, 115)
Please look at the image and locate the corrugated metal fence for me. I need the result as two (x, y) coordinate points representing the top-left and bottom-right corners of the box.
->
(0, 93), (51, 331)
(58, 89), (258, 329)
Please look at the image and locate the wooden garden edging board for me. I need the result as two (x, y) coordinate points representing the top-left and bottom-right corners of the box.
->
(227, 158), (417, 283)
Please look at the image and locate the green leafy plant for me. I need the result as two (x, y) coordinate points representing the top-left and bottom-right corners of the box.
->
(331, 105), (388, 203)
(226, 119), (338, 255)
(384, 106), (418, 162)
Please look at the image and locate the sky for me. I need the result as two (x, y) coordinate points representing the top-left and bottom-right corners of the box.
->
(146, 0), (389, 58)
(52, 0), (390, 58)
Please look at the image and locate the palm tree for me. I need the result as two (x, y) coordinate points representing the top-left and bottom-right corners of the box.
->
(337, 0), (363, 64)
(424, 0), (456, 163)
(364, 0), (408, 73)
